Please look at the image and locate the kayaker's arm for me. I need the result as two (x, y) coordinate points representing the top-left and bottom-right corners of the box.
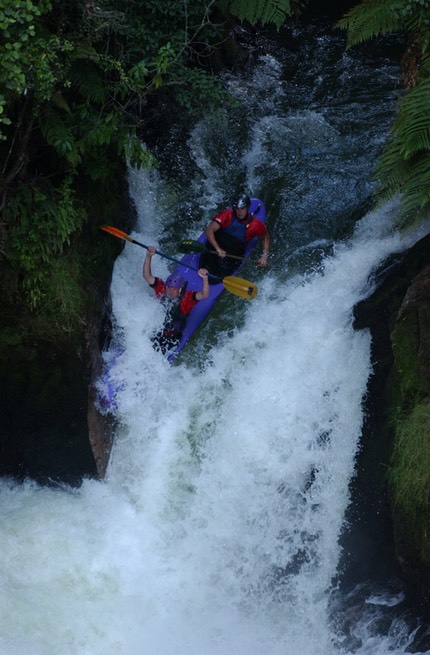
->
(258, 231), (270, 267)
(205, 221), (227, 258)
(143, 247), (156, 285)
(195, 268), (210, 301)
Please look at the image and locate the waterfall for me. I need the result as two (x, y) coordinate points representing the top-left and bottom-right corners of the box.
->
(2, 20), (429, 655)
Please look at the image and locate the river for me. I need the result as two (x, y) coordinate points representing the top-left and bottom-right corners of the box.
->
(1, 18), (430, 655)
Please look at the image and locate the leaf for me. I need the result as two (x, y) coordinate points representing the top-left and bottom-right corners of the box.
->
(224, 0), (291, 29)
(337, 0), (404, 47)
(52, 91), (71, 114)
(68, 59), (106, 105)
(39, 105), (77, 163)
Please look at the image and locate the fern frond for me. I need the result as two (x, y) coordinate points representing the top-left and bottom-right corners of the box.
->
(375, 136), (406, 196)
(418, 53), (430, 77)
(375, 132), (430, 224)
(39, 105), (77, 163)
(227, 0), (291, 30)
(403, 152), (430, 208)
(53, 91), (71, 115)
(69, 59), (107, 105)
(395, 80), (430, 159)
(337, 0), (404, 48)
(402, 8), (430, 34)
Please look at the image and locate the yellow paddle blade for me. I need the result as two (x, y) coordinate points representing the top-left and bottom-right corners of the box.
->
(100, 225), (133, 242)
(222, 276), (258, 300)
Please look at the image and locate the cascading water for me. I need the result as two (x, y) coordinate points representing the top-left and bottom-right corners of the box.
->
(1, 20), (429, 655)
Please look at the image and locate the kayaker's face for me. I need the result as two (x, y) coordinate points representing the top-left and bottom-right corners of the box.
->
(166, 285), (181, 298)
(235, 206), (248, 220)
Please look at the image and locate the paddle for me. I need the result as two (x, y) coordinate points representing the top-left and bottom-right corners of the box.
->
(100, 226), (258, 300)
(179, 239), (262, 265)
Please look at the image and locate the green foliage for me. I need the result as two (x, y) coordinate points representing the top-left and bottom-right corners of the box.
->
(337, 0), (405, 48)
(151, 42), (176, 89)
(0, 0), (74, 111)
(123, 135), (158, 169)
(398, 80), (430, 158)
(5, 178), (86, 313)
(390, 403), (430, 548)
(220, 0), (291, 29)
(338, 0), (430, 225)
(0, 0), (229, 186)
(0, 93), (11, 138)
(375, 79), (430, 223)
(31, 254), (86, 339)
(68, 59), (108, 105)
(173, 66), (235, 117)
(338, 0), (430, 48)
(39, 105), (77, 163)
(0, 0), (299, 342)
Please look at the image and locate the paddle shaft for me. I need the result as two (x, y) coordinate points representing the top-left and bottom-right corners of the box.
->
(128, 236), (225, 283)
(101, 226), (216, 276)
(179, 239), (262, 265)
(99, 226), (258, 299)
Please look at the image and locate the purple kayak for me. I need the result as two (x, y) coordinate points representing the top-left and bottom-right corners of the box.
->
(96, 198), (266, 411)
(167, 197), (266, 362)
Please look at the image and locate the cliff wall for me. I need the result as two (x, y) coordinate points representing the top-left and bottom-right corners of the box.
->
(354, 232), (430, 586)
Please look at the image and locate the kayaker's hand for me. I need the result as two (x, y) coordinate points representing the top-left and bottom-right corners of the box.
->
(146, 246), (156, 257)
(216, 248), (227, 258)
(258, 252), (269, 267)
(198, 268), (208, 278)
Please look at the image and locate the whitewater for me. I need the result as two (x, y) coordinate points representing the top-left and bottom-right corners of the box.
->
(1, 168), (426, 653)
(2, 21), (428, 655)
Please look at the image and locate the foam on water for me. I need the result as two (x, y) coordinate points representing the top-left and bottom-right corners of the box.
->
(2, 31), (428, 655)
(0, 184), (426, 654)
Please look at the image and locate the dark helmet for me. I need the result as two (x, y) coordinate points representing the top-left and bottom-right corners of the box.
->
(166, 272), (185, 289)
(232, 193), (251, 209)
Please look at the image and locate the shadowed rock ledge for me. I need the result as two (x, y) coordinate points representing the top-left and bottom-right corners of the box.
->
(353, 232), (430, 589)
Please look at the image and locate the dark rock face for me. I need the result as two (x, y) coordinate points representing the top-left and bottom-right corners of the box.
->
(0, 182), (133, 486)
(388, 264), (430, 580)
(352, 233), (430, 586)
(0, 253), (117, 486)
(0, 280), (117, 485)
(392, 265), (430, 400)
(86, 305), (117, 479)
(0, 344), (98, 486)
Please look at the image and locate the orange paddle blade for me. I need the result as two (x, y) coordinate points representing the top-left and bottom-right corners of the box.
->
(100, 225), (133, 242)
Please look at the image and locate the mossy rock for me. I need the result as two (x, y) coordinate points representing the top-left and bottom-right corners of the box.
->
(389, 266), (430, 411)
(353, 234), (430, 579)
(390, 402), (430, 568)
(388, 264), (430, 570)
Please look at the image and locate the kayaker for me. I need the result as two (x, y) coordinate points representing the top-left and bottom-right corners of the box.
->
(199, 193), (270, 280)
(143, 246), (209, 353)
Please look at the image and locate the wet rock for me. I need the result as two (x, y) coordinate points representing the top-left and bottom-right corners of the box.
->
(353, 232), (430, 584)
